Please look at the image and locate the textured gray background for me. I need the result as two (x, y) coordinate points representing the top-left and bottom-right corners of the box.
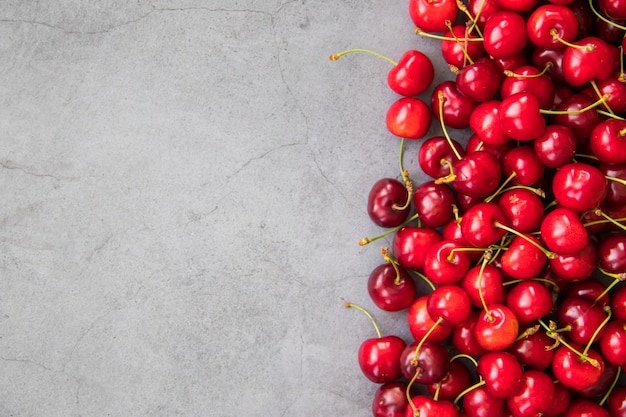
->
(0, 1), (453, 416)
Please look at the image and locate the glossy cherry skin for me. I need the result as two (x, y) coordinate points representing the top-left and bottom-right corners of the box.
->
(404, 395), (458, 417)
(372, 381), (412, 417)
(607, 386), (626, 417)
(413, 181), (456, 228)
(386, 97), (432, 139)
(505, 280), (553, 325)
(597, 0), (626, 20)
(552, 162), (608, 212)
(590, 119), (626, 165)
(358, 335), (406, 383)
(407, 296), (452, 343)
(599, 320), (626, 367)
(467, 0), (501, 30)
(611, 285), (626, 321)
(469, 100), (510, 147)
(392, 226), (442, 271)
(477, 351), (523, 398)
(601, 163), (626, 206)
(367, 178), (411, 227)
(427, 285), (472, 328)
(497, 188), (544, 233)
(577, 361), (619, 399)
(387, 50), (434, 97)
(531, 46), (566, 85)
(400, 340), (450, 384)
(526, 4), (579, 49)
(408, 0), (459, 33)
(423, 240), (471, 285)
(508, 327), (554, 370)
(462, 264), (506, 308)
(465, 133), (514, 163)
(451, 309), (488, 356)
(432, 80), (476, 129)
(456, 57), (503, 102)
(501, 234), (548, 281)
(501, 145), (545, 186)
(462, 384), (505, 417)
(590, 77), (626, 114)
(499, 92), (546, 141)
(426, 359), (473, 401)
(368, 263), (416, 312)
(545, 381), (572, 417)
(500, 65), (555, 109)
(461, 202), (508, 248)
(506, 370), (555, 417)
(597, 232), (626, 274)
(418, 136), (465, 179)
(557, 296), (608, 346)
(533, 124), (577, 168)
(540, 207), (589, 255)
(483, 11), (528, 59)
(440, 24), (485, 68)
(562, 36), (614, 87)
(552, 93), (603, 143)
(563, 399), (611, 417)
(475, 304), (519, 351)
(450, 151), (502, 198)
(549, 240), (597, 282)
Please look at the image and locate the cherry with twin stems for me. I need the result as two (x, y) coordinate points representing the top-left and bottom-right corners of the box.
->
(344, 303), (406, 384)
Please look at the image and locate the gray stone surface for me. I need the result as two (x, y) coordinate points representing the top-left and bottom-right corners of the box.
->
(0, 2), (452, 416)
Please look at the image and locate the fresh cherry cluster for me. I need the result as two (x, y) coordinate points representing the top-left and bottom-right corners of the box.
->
(332, 0), (626, 416)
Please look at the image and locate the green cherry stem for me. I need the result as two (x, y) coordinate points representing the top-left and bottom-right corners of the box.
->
(329, 49), (397, 65)
(538, 319), (600, 367)
(593, 208), (626, 232)
(410, 269), (437, 291)
(344, 302), (382, 338)
(590, 79), (615, 114)
(493, 221), (558, 259)
(477, 255), (493, 322)
(484, 172), (518, 203)
(445, 20), (474, 66)
(597, 110), (626, 120)
(594, 266), (626, 303)
(599, 366), (622, 406)
(438, 91), (463, 160)
(588, 0), (626, 31)
(358, 212), (420, 246)
(540, 94), (609, 115)
(454, 380), (486, 405)
(381, 247), (404, 285)
(581, 305), (611, 358)
(414, 26), (484, 42)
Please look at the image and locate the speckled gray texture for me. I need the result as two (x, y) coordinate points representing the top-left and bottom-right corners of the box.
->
(0, 2), (451, 416)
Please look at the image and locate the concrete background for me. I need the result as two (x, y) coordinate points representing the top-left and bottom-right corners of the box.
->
(0, 1), (453, 416)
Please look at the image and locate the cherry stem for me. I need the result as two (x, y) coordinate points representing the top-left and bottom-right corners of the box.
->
(433, 381), (442, 402)
(394, 139), (414, 211)
(453, 380), (486, 405)
(493, 221), (558, 259)
(583, 215), (626, 228)
(499, 185), (546, 198)
(606, 175), (626, 187)
(450, 353), (479, 367)
(588, 0), (626, 31)
(447, 247), (490, 263)
(590, 79), (615, 114)
(599, 366), (622, 406)
(515, 324), (540, 342)
(438, 91), (463, 160)
(328, 49), (397, 65)
(344, 302), (382, 338)
(458, 0), (484, 37)
(410, 269), (437, 291)
(539, 319), (601, 367)
(504, 62), (551, 78)
(445, 20), (474, 66)
(477, 256), (493, 322)
(549, 28), (594, 50)
(359, 212), (420, 246)
(435, 159), (457, 185)
(484, 172), (517, 203)
(581, 305), (611, 358)
(593, 208), (626, 232)
(597, 109), (626, 120)
(574, 152), (600, 162)
(540, 94), (609, 115)
(381, 247), (404, 285)
(414, 26), (484, 41)
(597, 265), (626, 282)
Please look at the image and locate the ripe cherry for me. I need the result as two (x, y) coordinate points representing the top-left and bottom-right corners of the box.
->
(367, 178), (411, 228)
(552, 162), (608, 213)
(597, 231), (626, 273)
(590, 119), (626, 165)
(599, 319), (626, 367)
(426, 359), (473, 401)
(462, 384), (505, 417)
(508, 326), (555, 370)
(469, 100), (510, 147)
(483, 11), (528, 59)
(475, 304), (519, 351)
(499, 92), (546, 141)
(540, 207), (589, 255)
(601, 163), (626, 206)
(562, 36), (614, 87)
(563, 399), (611, 417)
(423, 240), (472, 285)
(552, 93), (604, 143)
(611, 285), (626, 321)
(505, 280), (553, 325)
(456, 57), (503, 103)
(418, 136), (465, 179)
(367, 263), (417, 312)
(432, 80), (477, 129)
(400, 340), (450, 384)
(413, 181), (456, 228)
(557, 296), (609, 346)
(501, 234), (549, 280)
(427, 285), (472, 328)
(372, 381), (412, 417)
(460, 202), (507, 248)
(549, 240), (598, 282)
(386, 97), (432, 139)
(533, 124), (577, 168)
(446, 151), (502, 198)
(392, 226), (442, 271)
(407, 296), (453, 343)
(607, 386), (626, 417)
(500, 65), (556, 109)
(501, 145), (546, 186)
(439, 24), (485, 68)
(387, 50), (435, 97)
(404, 395), (458, 417)
(526, 4), (579, 49)
(408, 0), (459, 33)
(461, 264), (506, 308)
(506, 370), (555, 417)
(451, 309), (488, 357)
(477, 351), (523, 398)
(497, 188), (545, 233)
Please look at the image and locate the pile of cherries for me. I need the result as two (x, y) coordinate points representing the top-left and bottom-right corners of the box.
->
(333, 0), (626, 416)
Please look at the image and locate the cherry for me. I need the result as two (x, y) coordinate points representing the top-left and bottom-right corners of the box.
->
(590, 119), (626, 165)
(506, 370), (555, 417)
(439, 24), (485, 68)
(588, 76), (626, 114)
(526, 4), (579, 49)
(500, 65), (556, 109)
(387, 50), (435, 97)
(607, 386), (626, 417)
(386, 97), (432, 139)
(597, 232), (626, 274)
(368, 263), (417, 312)
(552, 93), (604, 143)
(497, 188), (545, 233)
(531, 46), (566, 85)
(460, 202), (507, 248)
(427, 285), (472, 328)
(477, 351), (523, 398)
(432, 80), (477, 130)
(474, 304), (519, 351)
(462, 384), (506, 417)
(508, 326), (555, 370)
(552, 162), (608, 213)
(392, 226), (442, 271)
(467, 0), (501, 30)
(562, 399), (611, 417)
(501, 145), (546, 186)
(367, 178), (411, 228)
(557, 296), (609, 346)
(418, 136), (465, 179)
(597, 0), (626, 20)
(469, 100), (510, 147)
(599, 319), (626, 367)
(462, 264), (506, 308)
(576, 361), (619, 398)
(426, 359), (473, 401)
(562, 36), (614, 87)
(506, 280), (553, 325)
(549, 240), (598, 282)
(407, 296), (453, 343)
(545, 382), (572, 417)
(611, 285), (626, 321)
(483, 11), (528, 59)
(372, 381), (412, 417)
(456, 57), (503, 103)
(408, 0), (459, 33)
(465, 133), (514, 163)
(404, 395), (458, 417)
(446, 151), (502, 198)
(501, 234), (549, 281)
(499, 92), (546, 141)
(400, 340), (450, 384)
(345, 303), (406, 383)
(540, 207), (589, 255)
(413, 181), (456, 228)
(565, 276), (609, 304)
(601, 163), (626, 206)
(533, 124), (577, 169)
(423, 240), (472, 285)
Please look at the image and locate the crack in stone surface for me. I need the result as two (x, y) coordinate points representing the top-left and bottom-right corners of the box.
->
(0, 160), (80, 181)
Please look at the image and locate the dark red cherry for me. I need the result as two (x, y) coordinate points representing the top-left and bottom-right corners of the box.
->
(426, 359), (473, 401)
(508, 327), (555, 370)
(456, 57), (503, 102)
(450, 151), (502, 198)
(531, 46), (566, 85)
(451, 309), (488, 357)
(601, 163), (626, 206)
(557, 296), (608, 346)
(462, 384), (505, 417)
(358, 334), (406, 383)
(533, 124), (577, 169)
(552, 93), (604, 143)
(598, 232), (626, 274)
(400, 340), (450, 384)
(607, 386), (626, 417)
(563, 399), (611, 417)
(368, 263), (417, 312)
(432, 80), (477, 129)
(413, 181), (457, 228)
(367, 178), (411, 228)
(372, 382), (412, 417)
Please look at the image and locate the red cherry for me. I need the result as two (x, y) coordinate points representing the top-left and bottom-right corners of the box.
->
(367, 263), (417, 312)
(483, 11), (528, 59)
(505, 280), (553, 325)
(544, 381), (572, 417)
(590, 119), (626, 165)
(392, 226), (442, 271)
(562, 36), (614, 87)
(500, 65), (556, 109)
(601, 163), (626, 206)
(565, 276), (609, 304)
(400, 340), (450, 384)
(456, 57), (503, 103)
(427, 285), (472, 328)
(506, 370), (555, 417)
(552, 162), (608, 212)
(451, 310), (488, 356)
(387, 50), (435, 97)
(540, 207), (589, 255)
(462, 384), (505, 417)
(497, 188), (545, 233)
(475, 304), (519, 351)
(607, 386), (626, 417)
(562, 399), (611, 417)
(501, 234), (548, 281)
(404, 395), (458, 417)
(407, 296), (452, 343)
(499, 92), (546, 141)
(408, 0), (459, 33)
(469, 100), (510, 147)
(413, 181), (456, 228)
(549, 240), (598, 282)
(461, 202), (508, 248)
(386, 97), (432, 139)
(597, 0), (626, 20)
(575, 361), (619, 398)
(432, 80), (477, 130)
(501, 145), (546, 186)
(508, 327), (555, 370)
(589, 76), (626, 114)
(462, 264), (506, 308)
(372, 382), (412, 417)
(598, 232), (626, 273)
(552, 93), (604, 143)
(533, 124), (577, 169)
(611, 285), (626, 321)
(493, 0), (539, 12)
(531, 46), (566, 85)
(423, 240), (472, 285)
(465, 133), (514, 163)
(599, 319), (626, 367)
(426, 359), (473, 401)
(418, 136), (465, 179)
(440, 25), (485, 68)
(367, 178), (411, 228)
(467, 0), (501, 30)
(557, 296), (608, 346)
(449, 151), (502, 198)
(477, 351), (523, 398)
(526, 4), (579, 49)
